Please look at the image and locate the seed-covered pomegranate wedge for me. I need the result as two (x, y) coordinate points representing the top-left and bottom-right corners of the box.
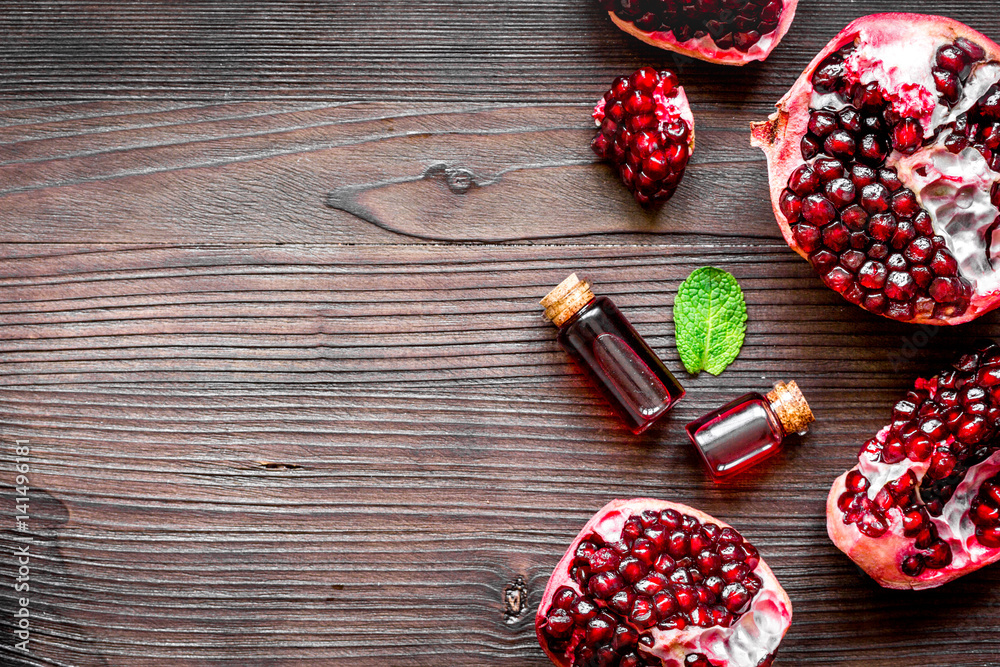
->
(537, 498), (792, 667)
(752, 14), (1000, 324)
(828, 341), (1000, 589)
(598, 0), (798, 65)
(593, 68), (695, 206)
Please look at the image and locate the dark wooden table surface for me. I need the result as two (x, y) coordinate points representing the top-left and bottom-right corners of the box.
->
(3, 2), (1000, 665)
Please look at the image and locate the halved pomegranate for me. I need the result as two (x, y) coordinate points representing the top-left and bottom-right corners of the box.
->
(598, 0), (797, 65)
(752, 14), (1000, 324)
(536, 498), (792, 667)
(593, 67), (695, 206)
(828, 341), (1000, 589)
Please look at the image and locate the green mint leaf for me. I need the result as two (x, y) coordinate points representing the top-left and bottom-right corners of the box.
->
(674, 267), (747, 376)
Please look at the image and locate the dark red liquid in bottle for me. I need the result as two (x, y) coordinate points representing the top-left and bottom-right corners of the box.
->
(685, 394), (783, 478)
(685, 381), (813, 479)
(558, 296), (685, 434)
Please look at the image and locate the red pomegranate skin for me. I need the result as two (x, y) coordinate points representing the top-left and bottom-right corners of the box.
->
(827, 341), (1000, 589)
(602, 0), (798, 65)
(752, 14), (1000, 325)
(536, 498), (792, 667)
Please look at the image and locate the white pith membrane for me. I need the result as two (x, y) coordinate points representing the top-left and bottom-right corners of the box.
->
(536, 499), (792, 667)
(807, 33), (1000, 307)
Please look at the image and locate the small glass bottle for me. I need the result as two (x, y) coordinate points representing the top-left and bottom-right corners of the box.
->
(685, 381), (814, 479)
(541, 273), (685, 434)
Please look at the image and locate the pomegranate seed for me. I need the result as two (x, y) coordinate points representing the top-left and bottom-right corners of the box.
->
(890, 222), (917, 251)
(610, 588), (637, 614)
(933, 68), (961, 104)
(825, 177), (857, 208)
(660, 509), (681, 529)
(858, 134), (888, 164)
(546, 608), (574, 636)
(892, 118), (923, 154)
(553, 587), (577, 609)
(824, 130), (856, 159)
(860, 183), (891, 213)
(885, 299), (914, 321)
(589, 571), (625, 599)
(936, 44), (968, 75)
(929, 277), (962, 303)
(854, 82), (884, 110)
(913, 211), (935, 236)
(802, 194), (838, 225)
(586, 613), (616, 644)
(801, 134), (821, 160)
(838, 106), (862, 133)
(822, 221), (850, 251)
(858, 260), (888, 289)
(841, 249), (865, 272)
(794, 224), (821, 253)
(890, 190), (921, 219)
(721, 582), (751, 612)
(850, 163), (877, 187)
(572, 597), (598, 623)
(972, 500), (1000, 526)
(810, 249), (837, 272)
(590, 548), (621, 573)
(814, 157), (846, 181)
(613, 623), (639, 650)
(923, 540), (952, 569)
(808, 110), (838, 137)
(900, 555), (924, 577)
(858, 512), (889, 538)
(904, 237), (933, 264)
(956, 37), (986, 61)
(630, 596), (656, 627)
(978, 526), (1000, 549)
(846, 470), (869, 492)
(884, 271), (917, 301)
(841, 204), (868, 230)
(630, 67), (659, 92)
(823, 266), (854, 291)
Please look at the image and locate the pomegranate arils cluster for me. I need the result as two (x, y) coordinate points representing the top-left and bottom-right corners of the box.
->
(543, 510), (759, 666)
(592, 68), (694, 206)
(785, 41), (995, 321)
(754, 15), (1000, 325)
(969, 474), (1000, 548)
(598, 0), (797, 65)
(537, 500), (790, 667)
(828, 341), (1000, 589)
(601, 0), (783, 54)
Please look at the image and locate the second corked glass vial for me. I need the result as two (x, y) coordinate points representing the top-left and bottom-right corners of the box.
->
(685, 381), (814, 479)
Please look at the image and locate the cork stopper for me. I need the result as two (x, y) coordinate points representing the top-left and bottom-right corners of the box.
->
(766, 380), (814, 436)
(541, 273), (596, 327)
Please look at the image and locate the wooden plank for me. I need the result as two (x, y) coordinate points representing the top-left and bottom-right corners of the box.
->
(0, 101), (780, 244)
(2, 243), (1000, 665)
(0, 1), (998, 103)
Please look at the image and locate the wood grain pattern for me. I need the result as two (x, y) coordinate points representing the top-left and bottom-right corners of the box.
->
(0, 101), (778, 244)
(3, 1), (1000, 666)
(0, 1), (998, 103)
(3, 243), (1000, 667)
